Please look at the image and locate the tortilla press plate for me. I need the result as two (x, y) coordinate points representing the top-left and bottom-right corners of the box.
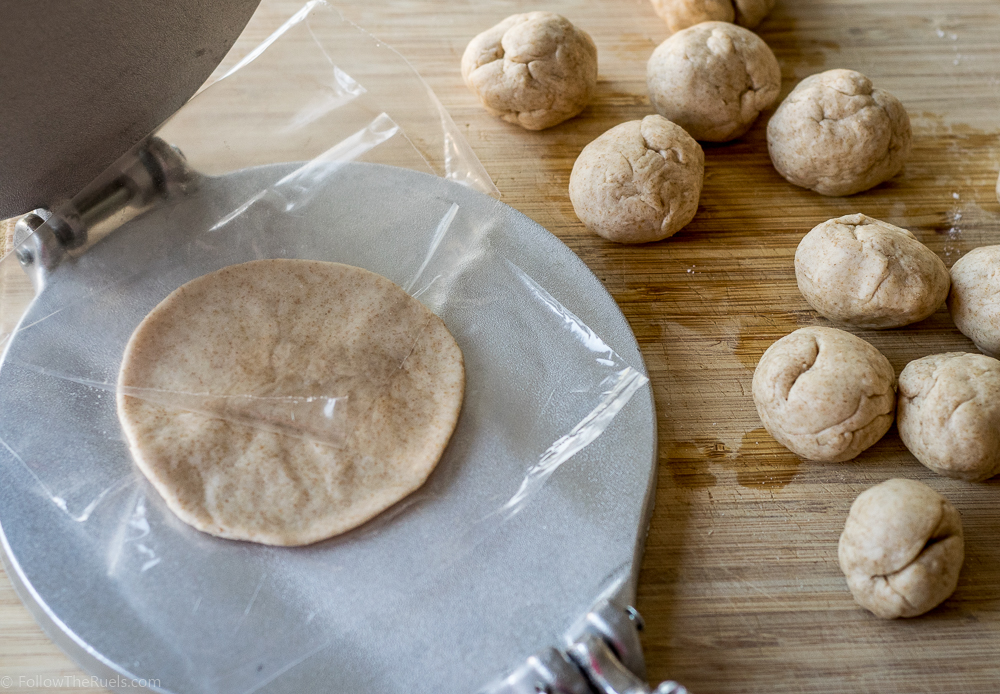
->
(0, 164), (656, 693)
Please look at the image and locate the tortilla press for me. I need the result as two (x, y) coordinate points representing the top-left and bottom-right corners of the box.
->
(0, 3), (684, 692)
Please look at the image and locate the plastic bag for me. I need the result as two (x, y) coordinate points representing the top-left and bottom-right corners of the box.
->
(0, 3), (652, 692)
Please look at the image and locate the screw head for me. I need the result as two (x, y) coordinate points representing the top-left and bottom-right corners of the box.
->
(626, 605), (645, 632)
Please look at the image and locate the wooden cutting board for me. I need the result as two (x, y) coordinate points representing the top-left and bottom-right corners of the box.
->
(2, 0), (999, 692)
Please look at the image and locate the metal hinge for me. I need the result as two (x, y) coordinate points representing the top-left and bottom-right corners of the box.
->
(13, 136), (194, 291)
(482, 600), (688, 694)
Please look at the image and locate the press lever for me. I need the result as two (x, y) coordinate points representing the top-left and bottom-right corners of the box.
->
(484, 599), (688, 694)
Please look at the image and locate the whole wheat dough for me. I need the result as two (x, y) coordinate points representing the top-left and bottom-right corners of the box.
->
(838, 478), (964, 619)
(948, 245), (1000, 357)
(767, 69), (912, 196)
(647, 22), (780, 142)
(117, 260), (465, 546)
(461, 12), (598, 130)
(898, 352), (1000, 481)
(569, 115), (704, 244)
(795, 214), (950, 328)
(752, 326), (896, 462)
(649, 0), (775, 33)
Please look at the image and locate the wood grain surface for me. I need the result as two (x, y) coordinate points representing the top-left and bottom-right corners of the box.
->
(2, 0), (1000, 692)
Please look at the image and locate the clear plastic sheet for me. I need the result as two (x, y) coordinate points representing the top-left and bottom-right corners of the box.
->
(0, 2), (651, 692)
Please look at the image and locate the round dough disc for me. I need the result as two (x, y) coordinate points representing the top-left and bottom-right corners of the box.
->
(117, 259), (465, 546)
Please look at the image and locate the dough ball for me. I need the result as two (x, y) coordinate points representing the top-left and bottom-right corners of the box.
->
(569, 115), (704, 244)
(838, 478), (964, 619)
(646, 22), (781, 142)
(898, 352), (1000, 482)
(767, 69), (912, 196)
(795, 214), (950, 329)
(649, 0), (775, 33)
(752, 326), (896, 462)
(948, 245), (1000, 357)
(461, 12), (598, 130)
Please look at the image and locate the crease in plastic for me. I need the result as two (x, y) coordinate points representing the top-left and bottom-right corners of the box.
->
(496, 262), (649, 519)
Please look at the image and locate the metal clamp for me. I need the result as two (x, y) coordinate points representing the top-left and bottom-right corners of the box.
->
(483, 600), (688, 694)
(13, 136), (194, 291)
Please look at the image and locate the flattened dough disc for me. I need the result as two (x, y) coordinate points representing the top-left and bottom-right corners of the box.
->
(118, 260), (465, 546)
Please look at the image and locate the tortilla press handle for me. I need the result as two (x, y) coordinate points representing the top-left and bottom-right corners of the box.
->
(483, 600), (689, 694)
(567, 631), (688, 694)
(14, 137), (193, 291)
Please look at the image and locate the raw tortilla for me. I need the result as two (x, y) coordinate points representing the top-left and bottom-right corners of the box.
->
(117, 259), (465, 546)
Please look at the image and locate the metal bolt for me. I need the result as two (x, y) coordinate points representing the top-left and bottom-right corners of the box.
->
(13, 212), (47, 267)
(626, 606), (645, 632)
(654, 682), (689, 694)
(15, 248), (33, 266)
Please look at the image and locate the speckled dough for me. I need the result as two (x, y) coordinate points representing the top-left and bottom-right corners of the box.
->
(649, 0), (775, 33)
(461, 12), (597, 130)
(117, 260), (465, 546)
(647, 22), (780, 142)
(948, 245), (1000, 357)
(838, 478), (964, 619)
(752, 326), (896, 462)
(898, 353), (1000, 482)
(767, 69), (912, 196)
(795, 214), (950, 328)
(569, 115), (704, 244)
